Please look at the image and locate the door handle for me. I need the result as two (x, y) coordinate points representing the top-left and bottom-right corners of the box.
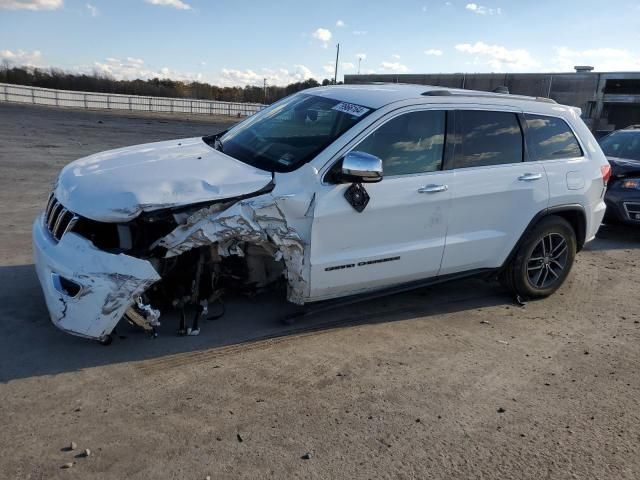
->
(518, 173), (543, 182)
(418, 184), (448, 194)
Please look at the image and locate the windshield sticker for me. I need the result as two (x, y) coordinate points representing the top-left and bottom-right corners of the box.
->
(277, 153), (295, 165)
(332, 102), (370, 117)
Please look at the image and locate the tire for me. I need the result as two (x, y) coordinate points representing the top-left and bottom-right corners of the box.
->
(500, 215), (577, 299)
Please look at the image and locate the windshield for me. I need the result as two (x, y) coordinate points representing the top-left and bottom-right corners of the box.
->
(213, 93), (374, 173)
(599, 131), (640, 161)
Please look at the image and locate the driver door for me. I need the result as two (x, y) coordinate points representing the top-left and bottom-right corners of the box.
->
(308, 109), (453, 301)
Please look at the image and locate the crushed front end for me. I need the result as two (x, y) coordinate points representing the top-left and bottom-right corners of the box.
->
(32, 202), (161, 341)
(33, 190), (306, 342)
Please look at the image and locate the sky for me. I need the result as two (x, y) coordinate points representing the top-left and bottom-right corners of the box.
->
(1, 0), (640, 87)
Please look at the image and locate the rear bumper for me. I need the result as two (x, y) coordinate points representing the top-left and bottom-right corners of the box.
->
(32, 215), (161, 340)
(587, 199), (607, 242)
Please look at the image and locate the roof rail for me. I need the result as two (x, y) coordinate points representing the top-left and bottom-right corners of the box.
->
(624, 124), (640, 130)
(422, 90), (453, 96)
(421, 89), (557, 104)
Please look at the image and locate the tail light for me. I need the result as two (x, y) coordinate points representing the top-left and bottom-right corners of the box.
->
(601, 164), (611, 185)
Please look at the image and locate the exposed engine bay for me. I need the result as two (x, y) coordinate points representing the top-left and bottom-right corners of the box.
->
(37, 181), (309, 343)
(129, 239), (287, 338)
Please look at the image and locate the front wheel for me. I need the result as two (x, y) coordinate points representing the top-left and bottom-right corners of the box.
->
(500, 216), (577, 299)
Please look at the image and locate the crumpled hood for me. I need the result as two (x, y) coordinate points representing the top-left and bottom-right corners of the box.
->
(55, 137), (273, 222)
(607, 156), (640, 180)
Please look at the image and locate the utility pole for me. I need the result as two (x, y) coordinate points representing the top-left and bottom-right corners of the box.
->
(263, 78), (267, 103)
(357, 57), (362, 75)
(334, 43), (340, 84)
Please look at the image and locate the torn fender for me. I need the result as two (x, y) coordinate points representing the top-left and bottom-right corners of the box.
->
(33, 218), (161, 340)
(156, 194), (308, 304)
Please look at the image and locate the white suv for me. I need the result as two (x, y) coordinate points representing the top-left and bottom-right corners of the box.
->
(33, 84), (609, 343)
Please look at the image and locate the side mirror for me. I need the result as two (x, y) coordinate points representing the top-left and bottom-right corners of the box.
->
(340, 151), (383, 183)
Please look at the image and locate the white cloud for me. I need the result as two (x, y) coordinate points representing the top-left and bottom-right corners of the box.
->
(322, 62), (335, 74)
(312, 27), (332, 48)
(342, 62), (355, 70)
(92, 56), (202, 82)
(126, 56), (144, 65)
(465, 3), (502, 15)
(424, 49), (443, 56)
(352, 30), (368, 36)
(85, 2), (97, 16)
(552, 47), (640, 72)
(144, 0), (191, 10)
(312, 28), (332, 42)
(380, 61), (409, 73)
(0, 0), (61, 9)
(0, 49), (43, 67)
(217, 64), (316, 87)
(336, 19), (345, 27)
(392, 54), (401, 60)
(455, 41), (539, 71)
(356, 53), (367, 61)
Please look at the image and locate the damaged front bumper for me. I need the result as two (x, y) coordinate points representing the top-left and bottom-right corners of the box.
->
(32, 215), (161, 340)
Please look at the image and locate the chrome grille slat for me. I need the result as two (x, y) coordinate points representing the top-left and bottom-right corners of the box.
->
(44, 193), (56, 222)
(43, 194), (78, 242)
(52, 208), (68, 238)
(63, 215), (79, 237)
(47, 202), (62, 231)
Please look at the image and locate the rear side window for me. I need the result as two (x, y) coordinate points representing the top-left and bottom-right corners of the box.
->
(354, 110), (446, 176)
(524, 114), (583, 160)
(453, 111), (523, 168)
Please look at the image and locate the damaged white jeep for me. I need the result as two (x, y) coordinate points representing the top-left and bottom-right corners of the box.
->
(33, 84), (608, 343)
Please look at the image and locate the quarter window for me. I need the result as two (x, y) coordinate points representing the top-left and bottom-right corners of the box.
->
(524, 114), (583, 160)
(453, 110), (524, 168)
(354, 110), (446, 176)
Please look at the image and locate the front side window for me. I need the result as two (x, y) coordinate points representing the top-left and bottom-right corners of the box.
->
(214, 93), (374, 173)
(599, 132), (640, 161)
(525, 114), (583, 161)
(453, 110), (523, 169)
(353, 110), (446, 176)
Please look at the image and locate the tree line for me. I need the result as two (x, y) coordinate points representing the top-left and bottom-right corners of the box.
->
(0, 64), (340, 104)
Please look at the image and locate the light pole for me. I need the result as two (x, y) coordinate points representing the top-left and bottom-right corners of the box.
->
(334, 43), (340, 84)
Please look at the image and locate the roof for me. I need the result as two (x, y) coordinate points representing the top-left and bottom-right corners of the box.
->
(307, 83), (555, 109)
(309, 84), (430, 109)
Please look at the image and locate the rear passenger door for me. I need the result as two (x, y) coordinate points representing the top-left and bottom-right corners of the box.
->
(439, 109), (549, 275)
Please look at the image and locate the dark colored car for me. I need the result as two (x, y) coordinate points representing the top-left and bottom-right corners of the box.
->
(600, 127), (640, 225)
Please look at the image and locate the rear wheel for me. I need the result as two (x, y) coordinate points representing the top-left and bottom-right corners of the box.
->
(500, 216), (577, 299)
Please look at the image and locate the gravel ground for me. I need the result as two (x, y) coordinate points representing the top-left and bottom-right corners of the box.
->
(0, 103), (639, 480)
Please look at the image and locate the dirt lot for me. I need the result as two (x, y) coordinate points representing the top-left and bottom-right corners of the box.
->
(1, 103), (639, 480)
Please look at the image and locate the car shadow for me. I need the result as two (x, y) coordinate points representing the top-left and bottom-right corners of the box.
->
(587, 223), (640, 251)
(0, 263), (512, 383)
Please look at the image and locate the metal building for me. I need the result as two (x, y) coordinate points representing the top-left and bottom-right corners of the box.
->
(344, 68), (640, 136)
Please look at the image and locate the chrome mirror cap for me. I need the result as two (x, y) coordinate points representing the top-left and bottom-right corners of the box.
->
(341, 151), (383, 183)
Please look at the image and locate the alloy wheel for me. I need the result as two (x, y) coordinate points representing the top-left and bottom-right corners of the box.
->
(526, 232), (569, 289)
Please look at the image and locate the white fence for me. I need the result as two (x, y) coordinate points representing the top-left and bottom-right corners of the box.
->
(0, 82), (266, 117)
